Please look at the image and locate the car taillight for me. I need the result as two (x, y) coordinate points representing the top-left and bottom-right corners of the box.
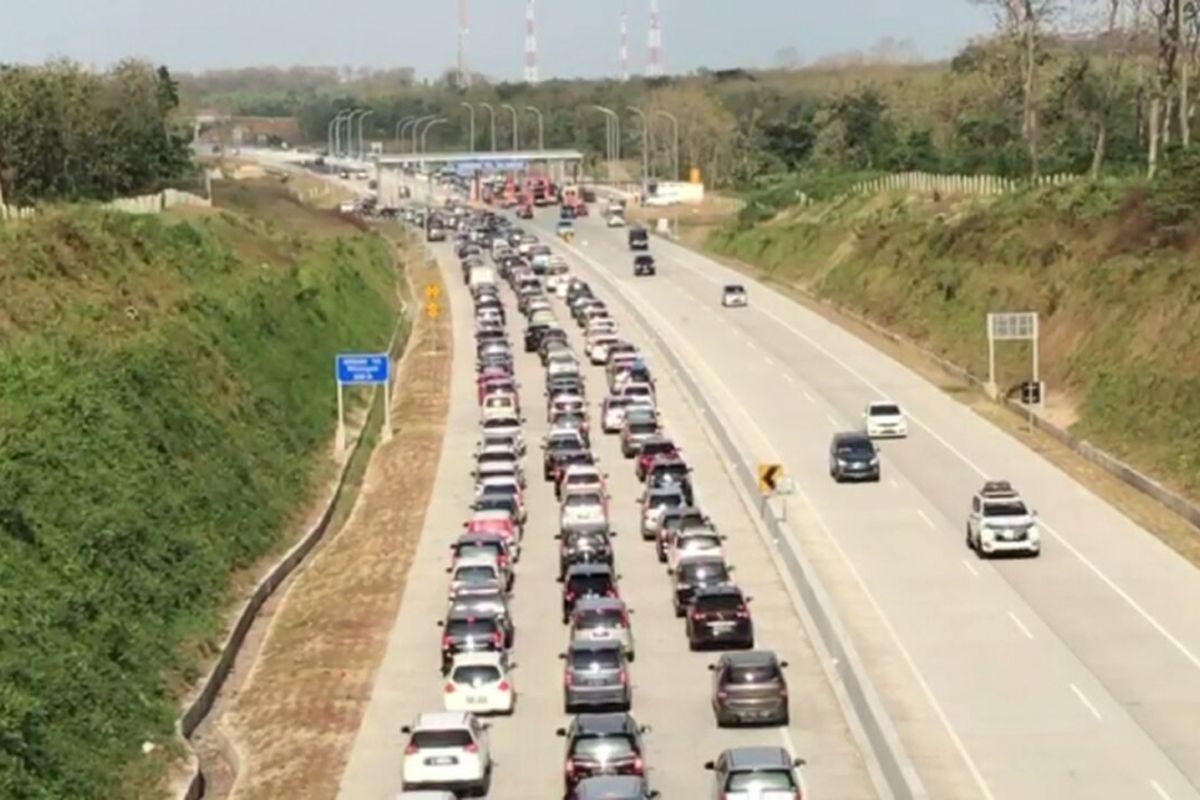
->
(736, 609), (750, 619)
(405, 743), (419, 755)
(780, 687), (789, 698)
(716, 690), (729, 700)
(565, 760), (576, 776)
(441, 634), (452, 648)
(492, 631), (503, 646)
(632, 756), (644, 774)
(498, 680), (511, 692)
(464, 742), (479, 753)
(691, 611), (706, 621)
(606, 588), (617, 598)
(565, 590), (576, 601)
(444, 682), (456, 693)
(618, 669), (627, 686)
(498, 555), (508, 567)
(564, 670), (574, 686)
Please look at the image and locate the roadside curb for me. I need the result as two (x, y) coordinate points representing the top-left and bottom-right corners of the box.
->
(168, 256), (412, 800)
(562, 237), (926, 800)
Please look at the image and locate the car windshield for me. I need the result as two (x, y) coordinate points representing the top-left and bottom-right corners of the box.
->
(480, 484), (516, 498)
(567, 474), (599, 487)
(446, 619), (497, 637)
(986, 501), (1029, 517)
(726, 770), (796, 791)
(648, 494), (682, 509)
(575, 610), (625, 630)
(457, 543), (502, 559)
(625, 409), (655, 424)
(696, 594), (743, 612)
(569, 649), (622, 670)
(483, 419), (517, 431)
(869, 404), (902, 416)
(478, 452), (514, 464)
(606, 397), (631, 410)
(411, 729), (475, 749)
(727, 665), (781, 684)
(629, 422), (658, 435)
(680, 535), (721, 550)
(566, 493), (603, 507)
(451, 665), (501, 686)
(642, 442), (673, 456)
(572, 735), (636, 761)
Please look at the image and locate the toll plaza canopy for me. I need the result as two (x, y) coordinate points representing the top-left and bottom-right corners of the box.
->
(377, 149), (583, 178)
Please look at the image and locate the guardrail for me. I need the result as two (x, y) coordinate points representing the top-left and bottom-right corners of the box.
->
(573, 247), (926, 800)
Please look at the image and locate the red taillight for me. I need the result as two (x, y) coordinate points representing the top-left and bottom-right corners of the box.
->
(464, 742), (479, 753)
(735, 609), (750, 619)
(565, 670), (574, 686)
(492, 631), (503, 646)
(405, 743), (419, 755)
(632, 756), (644, 774)
(618, 669), (628, 686)
(498, 680), (511, 692)
(441, 634), (452, 648)
(691, 611), (705, 621)
(565, 760), (576, 776)
(444, 682), (456, 693)
(498, 555), (509, 567)
(606, 588), (618, 598)
(780, 687), (789, 699)
(565, 590), (577, 601)
(716, 690), (729, 700)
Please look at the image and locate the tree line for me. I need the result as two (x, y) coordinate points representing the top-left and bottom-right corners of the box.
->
(0, 60), (194, 207)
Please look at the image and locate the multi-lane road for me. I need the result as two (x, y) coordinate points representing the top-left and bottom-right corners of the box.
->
(520, 208), (1200, 800)
(336, 207), (875, 798)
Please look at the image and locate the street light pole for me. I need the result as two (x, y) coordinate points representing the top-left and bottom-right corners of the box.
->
(398, 118), (418, 153)
(501, 103), (520, 151)
(654, 110), (680, 181)
(479, 102), (498, 152)
(394, 115), (415, 146)
(334, 110), (352, 158)
(592, 105), (619, 179)
(627, 106), (649, 192)
(420, 118), (448, 152)
(357, 109), (374, 160)
(346, 109), (366, 159)
(328, 110), (347, 156)
(460, 102), (476, 152)
(525, 106), (545, 150)
(411, 115), (436, 157)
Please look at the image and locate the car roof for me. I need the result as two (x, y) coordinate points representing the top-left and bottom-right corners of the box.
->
(693, 584), (743, 599)
(574, 712), (637, 735)
(724, 745), (794, 770)
(720, 650), (780, 668)
(565, 563), (615, 577)
(412, 711), (474, 731)
(568, 638), (624, 654)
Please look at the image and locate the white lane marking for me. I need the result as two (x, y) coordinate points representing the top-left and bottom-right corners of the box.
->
(1007, 611), (1034, 640)
(961, 559), (980, 577)
(825, 414), (840, 428)
(764, 354), (775, 366)
(779, 727), (807, 797)
(746, 339), (760, 352)
(556, 239), (997, 800)
(916, 509), (936, 529)
(783, 374), (796, 385)
(1070, 683), (1104, 721)
(656, 240), (1200, 678)
(802, 390), (815, 403)
(889, 478), (900, 489)
(1150, 779), (1174, 800)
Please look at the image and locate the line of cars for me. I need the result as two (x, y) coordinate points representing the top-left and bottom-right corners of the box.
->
(530, 209), (811, 799)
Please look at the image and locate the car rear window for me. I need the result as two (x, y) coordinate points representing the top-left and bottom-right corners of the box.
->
(643, 442), (673, 456)
(870, 404), (901, 416)
(566, 493), (603, 507)
(727, 665), (781, 684)
(726, 770), (796, 791)
(572, 735), (636, 760)
(569, 648), (622, 670)
(629, 422), (658, 435)
(568, 575), (613, 596)
(695, 594), (744, 612)
(647, 494), (682, 510)
(575, 609), (625, 630)
(451, 665), (502, 685)
(412, 729), (475, 749)
(446, 619), (497, 637)
(455, 565), (497, 581)
(456, 543), (502, 560)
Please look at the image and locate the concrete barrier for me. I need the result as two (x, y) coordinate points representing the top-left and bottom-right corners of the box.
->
(169, 308), (410, 800)
(572, 247), (927, 800)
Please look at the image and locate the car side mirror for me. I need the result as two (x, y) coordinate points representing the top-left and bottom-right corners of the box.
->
(435, 620), (444, 627)
(727, 565), (737, 573)
(556, 576), (564, 583)
(707, 663), (716, 671)
(444, 567), (452, 573)
(703, 760), (715, 770)
(401, 726), (413, 734)
(665, 568), (674, 575)
(555, 728), (567, 737)
(640, 725), (651, 733)
(780, 660), (790, 668)
(793, 758), (807, 767)
(482, 722), (491, 730)
(648, 791), (660, 799)
(557, 653), (566, 660)
(745, 595), (754, 603)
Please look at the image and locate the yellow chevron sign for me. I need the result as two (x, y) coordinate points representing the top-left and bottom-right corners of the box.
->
(758, 463), (783, 494)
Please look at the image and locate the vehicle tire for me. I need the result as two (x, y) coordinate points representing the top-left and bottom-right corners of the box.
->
(965, 525), (975, 551)
(673, 602), (684, 618)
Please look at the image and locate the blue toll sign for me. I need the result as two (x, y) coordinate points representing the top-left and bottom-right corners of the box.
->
(336, 353), (390, 385)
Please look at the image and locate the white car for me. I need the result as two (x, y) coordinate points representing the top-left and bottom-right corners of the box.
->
(480, 417), (524, 453)
(586, 318), (619, 336)
(400, 712), (491, 795)
(443, 652), (515, 715)
(618, 382), (655, 404)
(668, 530), (725, 571)
(560, 489), (609, 528)
(448, 556), (505, 596)
(966, 480), (1041, 558)
(481, 393), (518, 420)
(607, 213), (627, 227)
(721, 284), (748, 307)
(586, 334), (620, 365)
(548, 354), (582, 380)
(863, 400), (908, 438)
(560, 465), (606, 495)
(601, 396), (633, 433)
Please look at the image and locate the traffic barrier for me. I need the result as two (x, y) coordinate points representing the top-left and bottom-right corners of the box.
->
(572, 247), (927, 800)
(168, 292), (413, 800)
(847, 171), (1080, 200)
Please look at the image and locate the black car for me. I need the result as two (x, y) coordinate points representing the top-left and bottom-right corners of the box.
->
(525, 323), (551, 352)
(645, 458), (694, 505)
(628, 226), (649, 251)
(437, 610), (507, 672)
(543, 433), (586, 479)
(557, 713), (649, 794)
(829, 432), (881, 482)
(686, 585), (754, 650)
(445, 589), (515, 648)
(669, 555), (732, 616)
(633, 255), (656, 277)
(560, 563), (619, 623)
(558, 526), (615, 578)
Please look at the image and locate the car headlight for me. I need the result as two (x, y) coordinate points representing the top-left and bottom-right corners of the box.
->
(836, 458), (848, 467)
(869, 457), (879, 466)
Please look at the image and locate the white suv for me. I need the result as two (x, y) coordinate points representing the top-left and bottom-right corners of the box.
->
(966, 480), (1041, 558)
(863, 400), (908, 438)
(401, 712), (492, 795)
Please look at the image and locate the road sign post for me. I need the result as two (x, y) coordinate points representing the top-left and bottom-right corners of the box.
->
(986, 312), (1040, 430)
(335, 353), (392, 457)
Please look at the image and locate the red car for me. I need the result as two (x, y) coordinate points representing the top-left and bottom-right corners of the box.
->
(573, 201), (589, 217)
(464, 515), (518, 549)
(477, 368), (512, 402)
(635, 438), (680, 482)
(517, 204), (534, 219)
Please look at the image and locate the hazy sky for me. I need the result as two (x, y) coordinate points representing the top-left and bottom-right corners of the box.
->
(0, 1), (996, 79)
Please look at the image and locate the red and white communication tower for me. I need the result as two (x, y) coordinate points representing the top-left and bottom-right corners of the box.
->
(457, 0), (471, 89)
(619, 0), (630, 81)
(646, 0), (664, 78)
(524, 0), (540, 84)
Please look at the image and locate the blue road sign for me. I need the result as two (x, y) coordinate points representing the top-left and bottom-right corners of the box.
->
(336, 353), (390, 384)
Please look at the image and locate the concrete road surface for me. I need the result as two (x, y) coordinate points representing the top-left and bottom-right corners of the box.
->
(337, 232), (875, 798)
(519, 208), (1200, 800)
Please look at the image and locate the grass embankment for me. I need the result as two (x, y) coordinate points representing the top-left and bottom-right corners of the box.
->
(707, 177), (1200, 501)
(0, 188), (399, 798)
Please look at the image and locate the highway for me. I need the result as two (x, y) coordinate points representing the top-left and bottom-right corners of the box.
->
(336, 216), (876, 798)
(517, 208), (1200, 800)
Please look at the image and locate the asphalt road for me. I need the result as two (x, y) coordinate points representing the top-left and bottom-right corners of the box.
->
(336, 223), (875, 798)
(521, 208), (1200, 800)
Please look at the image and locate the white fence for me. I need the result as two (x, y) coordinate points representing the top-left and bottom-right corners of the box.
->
(850, 170), (1080, 199)
(0, 188), (211, 222)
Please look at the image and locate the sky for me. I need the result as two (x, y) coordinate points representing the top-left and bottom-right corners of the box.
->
(0, 1), (997, 80)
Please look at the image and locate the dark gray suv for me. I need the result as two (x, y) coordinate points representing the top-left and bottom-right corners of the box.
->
(561, 640), (631, 712)
(829, 431), (880, 482)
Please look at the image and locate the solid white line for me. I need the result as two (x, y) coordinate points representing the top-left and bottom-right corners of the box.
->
(961, 559), (980, 577)
(1007, 611), (1034, 640)
(657, 240), (1200, 678)
(1150, 779), (1174, 800)
(779, 727), (807, 797)
(916, 509), (936, 529)
(1070, 683), (1104, 721)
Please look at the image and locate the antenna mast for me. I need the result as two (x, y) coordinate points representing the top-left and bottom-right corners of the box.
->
(524, 0), (540, 84)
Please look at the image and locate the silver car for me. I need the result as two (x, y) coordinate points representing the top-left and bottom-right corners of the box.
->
(569, 597), (636, 661)
(561, 640), (631, 712)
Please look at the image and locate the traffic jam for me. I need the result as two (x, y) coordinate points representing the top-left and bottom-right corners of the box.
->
(396, 192), (809, 799)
